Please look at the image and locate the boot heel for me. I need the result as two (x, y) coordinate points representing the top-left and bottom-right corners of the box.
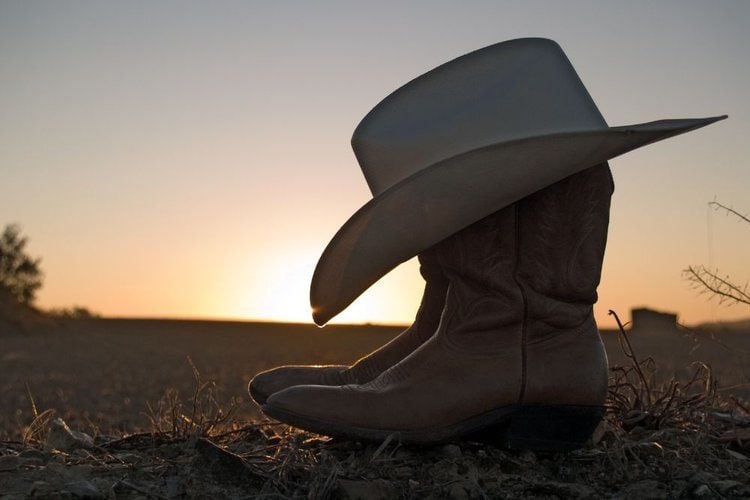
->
(500, 404), (604, 451)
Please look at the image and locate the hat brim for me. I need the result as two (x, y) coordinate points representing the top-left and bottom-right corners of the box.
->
(310, 116), (726, 325)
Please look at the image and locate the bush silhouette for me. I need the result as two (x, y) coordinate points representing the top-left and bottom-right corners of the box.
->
(0, 224), (43, 305)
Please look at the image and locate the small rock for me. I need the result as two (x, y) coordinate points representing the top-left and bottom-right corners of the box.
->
(65, 480), (103, 499)
(408, 479), (419, 489)
(442, 444), (462, 458)
(45, 461), (68, 476)
(519, 449), (536, 463)
(28, 481), (59, 497)
(90, 478), (116, 500)
(693, 484), (712, 497)
(447, 483), (469, 500)
(556, 465), (573, 481)
(542, 482), (596, 498)
(193, 438), (262, 488)
(689, 471), (717, 485)
(669, 480), (688, 498)
(394, 466), (413, 478)
(49, 450), (68, 463)
(614, 480), (668, 500)
(18, 448), (50, 465)
(712, 480), (742, 495)
(165, 476), (186, 498)
(338, 479), (398, 500)
(194, 438), (246, 475)
(45, 418), (94, 452)
(158, 443), (181, 459)
(0, 454), (22, 471)
(70, 463), (94, 478)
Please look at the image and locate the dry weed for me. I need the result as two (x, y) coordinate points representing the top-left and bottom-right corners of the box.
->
(142, 356), (240, 439)
(606, 310), (719, 432)
(17, 382), (56, 446)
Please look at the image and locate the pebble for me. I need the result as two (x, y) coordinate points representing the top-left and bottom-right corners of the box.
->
(90, 478), (116, 499)
(70, 463), (94, 478)
(28, 481), (58, 497)
(613, 479), (668, 500)
(394, 466), (413, 478)
(543, 481), (596, 498)
(693, 484), (711, 497)
(447, 483), (469, 500)
(442, 444), (462, 458)
(45, 461), (67, 476)
(519, 449), (536, 463)
(712, 480), (742, 495)
(158, 443), (182, 459)
(0, 454), (21, 471)
(45, 418), (94, 452)
(18, 448), (49, 465)
(337, 478), (398, 500)
(165, 476), (186, 498)
(556, 465), (573, 481)
(689, 471), (717, 485)
(65, 479), (104, 499)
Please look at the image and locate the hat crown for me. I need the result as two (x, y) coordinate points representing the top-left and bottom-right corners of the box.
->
(352, 38), (608, 196)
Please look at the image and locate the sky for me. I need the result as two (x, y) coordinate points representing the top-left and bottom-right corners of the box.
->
(1, 1), (748, 329)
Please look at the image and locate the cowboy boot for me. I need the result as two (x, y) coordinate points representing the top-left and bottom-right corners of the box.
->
(248, 257), (448, 404)
(262, 163), (613, 450)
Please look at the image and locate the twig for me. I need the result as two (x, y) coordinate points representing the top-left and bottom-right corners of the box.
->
(609, 310), (652, 406)
(710, 200), (750, 225)
(684, 266), (750, 306)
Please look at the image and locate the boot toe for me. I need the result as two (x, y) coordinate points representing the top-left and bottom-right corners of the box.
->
(248, 365), (348, 405)
(264, 384), (341, 417)
(262, 384), (362, 437)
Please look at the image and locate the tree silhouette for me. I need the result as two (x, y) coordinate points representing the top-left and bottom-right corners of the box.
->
(0, 224), (43, 305)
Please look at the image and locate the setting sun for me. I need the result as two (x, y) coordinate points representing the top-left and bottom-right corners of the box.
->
(234, 244), (423, 325)
(240, 247), (318, 324)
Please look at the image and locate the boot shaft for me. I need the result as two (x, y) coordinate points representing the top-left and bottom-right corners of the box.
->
(427, 162), (614, 348)
(422, 206), (523, 351)
(516, 163), (614, 333)
(344, 252), (449, 383)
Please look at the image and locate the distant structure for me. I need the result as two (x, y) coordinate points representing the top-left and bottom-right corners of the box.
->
(630, 308), (678, 333)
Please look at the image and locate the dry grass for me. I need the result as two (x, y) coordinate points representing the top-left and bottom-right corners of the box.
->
(607, 310), (719, 432)
(19, 382), (57, 448)
(143, 356), (241, 439)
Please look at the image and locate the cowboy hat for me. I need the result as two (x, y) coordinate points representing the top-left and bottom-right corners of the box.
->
(310, 37), (725, 326)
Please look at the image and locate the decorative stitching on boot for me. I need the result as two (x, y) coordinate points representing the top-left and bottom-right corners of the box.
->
(512, 204), (529, 405)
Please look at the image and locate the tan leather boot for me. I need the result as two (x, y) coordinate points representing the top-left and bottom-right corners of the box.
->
(262, 163), (614, 450)
(248, 258), (448, 404)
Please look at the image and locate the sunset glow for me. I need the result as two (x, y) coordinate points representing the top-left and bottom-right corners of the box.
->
(1, 2), (749, 329)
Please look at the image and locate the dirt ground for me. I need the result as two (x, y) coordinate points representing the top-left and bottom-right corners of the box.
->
(1, 318), (405, 437)
(1, 318), (749, 498)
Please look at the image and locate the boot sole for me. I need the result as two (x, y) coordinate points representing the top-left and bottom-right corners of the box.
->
(261, 403), (604, 451)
